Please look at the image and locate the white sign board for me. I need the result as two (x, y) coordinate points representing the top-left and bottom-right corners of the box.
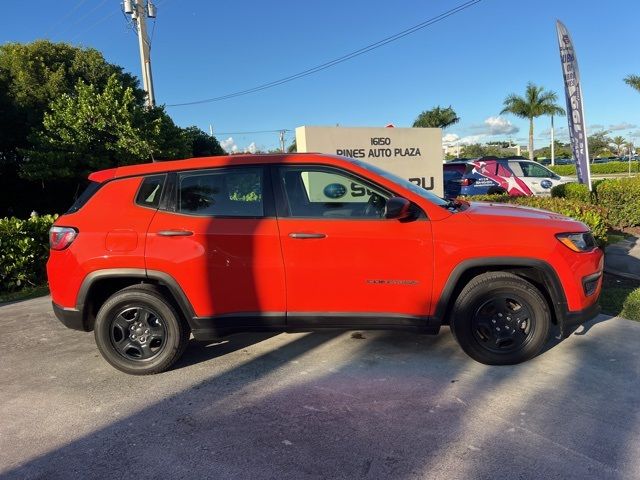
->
(296, 126), (443, 196)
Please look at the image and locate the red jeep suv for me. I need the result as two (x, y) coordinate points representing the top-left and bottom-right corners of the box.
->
(48, 154), (603, 374)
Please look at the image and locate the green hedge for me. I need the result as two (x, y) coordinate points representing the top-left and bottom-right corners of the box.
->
(596, 176), (640, 229)
(0, 215), (56, 292)
(549, 161), (640, 176)
(461, 194), (608, 245)
(551, 177), (640, 230)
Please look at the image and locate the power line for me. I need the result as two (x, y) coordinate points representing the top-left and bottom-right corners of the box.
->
(44, 0), (88, 38)
(212, 129), (292, 136)
(167, 0), (481, 107)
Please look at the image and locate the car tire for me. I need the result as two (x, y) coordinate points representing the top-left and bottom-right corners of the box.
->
(450, 272), (550, 365)
(94, 285), (190, 375)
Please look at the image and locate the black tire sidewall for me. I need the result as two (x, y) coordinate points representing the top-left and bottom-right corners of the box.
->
(452, 277), (550, 365)
(94, 289), (186, 375)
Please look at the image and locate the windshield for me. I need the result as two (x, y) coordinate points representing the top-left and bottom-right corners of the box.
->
(352, 160), (449, 207)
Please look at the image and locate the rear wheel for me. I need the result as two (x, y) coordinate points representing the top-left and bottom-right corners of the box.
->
(450, 272), (550, 365)
(94, 285), (189, 375)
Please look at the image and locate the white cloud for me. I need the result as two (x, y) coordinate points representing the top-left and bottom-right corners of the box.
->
(589, 124), (604, 131)
(220, 136), (238, 153)
(457, 134), (487, 145)
(484, 116), (519, 135)
(244, 142), (257, 154)
(470, 116), (519, 135)
(442, 133), (460, 144)
(608, 122), (637, 131)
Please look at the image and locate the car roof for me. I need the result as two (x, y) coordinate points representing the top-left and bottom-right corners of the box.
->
(88, 153), (349, 182)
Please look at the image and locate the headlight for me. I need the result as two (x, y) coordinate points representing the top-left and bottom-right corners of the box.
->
(556, 232), (597, 252)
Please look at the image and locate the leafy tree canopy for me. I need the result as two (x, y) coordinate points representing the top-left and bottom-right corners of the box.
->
(501, 82), (565, 160)
(413, 105), (459, 129)
(624, 74), (640, 93)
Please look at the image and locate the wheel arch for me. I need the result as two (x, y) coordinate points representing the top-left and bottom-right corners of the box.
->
(76, 269), (195, 332)
(435, 257), (568, 329)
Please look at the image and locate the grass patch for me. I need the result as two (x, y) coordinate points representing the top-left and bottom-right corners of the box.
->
(0, 285), (49, 305)
(600, 274), (640, 321)
(607, 232), (628, 245)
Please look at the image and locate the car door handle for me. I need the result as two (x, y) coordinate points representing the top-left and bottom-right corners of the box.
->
(157, 230), (193, 237)
(289, 232), (326, 239)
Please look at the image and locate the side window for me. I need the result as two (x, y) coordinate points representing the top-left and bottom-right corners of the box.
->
(178, 167), (264, 217)
(508, 161), (524, 176)
(135, 175), (165, 209)
(278, 167), (389, 219)
(519, 162), (554, 178)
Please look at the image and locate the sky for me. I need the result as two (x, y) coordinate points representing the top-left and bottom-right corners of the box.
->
(2, 0), (639, 152)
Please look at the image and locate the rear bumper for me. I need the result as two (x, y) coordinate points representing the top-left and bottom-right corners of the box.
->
(52, 302), (87, 331)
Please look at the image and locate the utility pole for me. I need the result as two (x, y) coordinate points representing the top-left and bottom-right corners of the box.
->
(279, 130), (286, 153)
(124, 0), (156, 108)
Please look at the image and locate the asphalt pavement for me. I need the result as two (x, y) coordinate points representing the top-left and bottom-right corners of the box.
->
(1, 296), (640, 480)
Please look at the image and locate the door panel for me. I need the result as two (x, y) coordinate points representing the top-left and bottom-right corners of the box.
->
(145, 167), (285, 318)
(274, 166), (433, 320)
(279, 218), (433, 317)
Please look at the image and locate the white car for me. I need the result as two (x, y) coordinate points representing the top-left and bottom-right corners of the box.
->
(505, 159), (572, 195)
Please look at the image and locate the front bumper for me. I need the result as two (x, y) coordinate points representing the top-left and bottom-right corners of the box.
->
(559, 301), (601, 337)
(52, 302), (87, 331)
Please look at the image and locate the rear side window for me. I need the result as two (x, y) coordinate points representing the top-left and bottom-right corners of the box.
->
(67, 181), (101, 213)
(177, 168), (264, 217)
(136, 175), (166, 209)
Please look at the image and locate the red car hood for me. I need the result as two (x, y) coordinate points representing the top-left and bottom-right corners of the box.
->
(464, 201), (587, 229)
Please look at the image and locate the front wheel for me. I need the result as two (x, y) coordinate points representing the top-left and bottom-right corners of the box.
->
(94, 285), (190, 375)
(450, 272), (550, 365)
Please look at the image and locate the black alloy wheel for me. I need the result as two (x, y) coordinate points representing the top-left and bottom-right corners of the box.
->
(450, 271), (551, 365)
(94, 285), (190, 375)
(109, 306), (167, 361)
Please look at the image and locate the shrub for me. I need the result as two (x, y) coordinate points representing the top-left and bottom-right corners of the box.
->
(460, 194), (608, 245)
(621, 288), (640, 322)
(595, 177), (640, 229)
(550, 182), (593, 203)
(549, 161), (640, 176)
(0, 215), (56, 292)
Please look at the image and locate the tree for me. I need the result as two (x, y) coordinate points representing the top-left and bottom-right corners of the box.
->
(413, 106), (460, 129)
(21, 75), (155, 180)
(500, 83), (565, 161)
(587, 131), (612, 158)
(287, 138), (297, 153)
(534, 140), (572, 159)
(181, 126), (225, 157)
(624, 74), (640, 93)
(611, 136), (627, 156)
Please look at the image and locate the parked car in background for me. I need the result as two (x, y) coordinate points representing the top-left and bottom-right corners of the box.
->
(555, 158), (574, 165)
(443, 156), (572, 198)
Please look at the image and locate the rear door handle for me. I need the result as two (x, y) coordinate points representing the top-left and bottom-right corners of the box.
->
(157, 230), (193, 237)
(289, 232), (326, 239)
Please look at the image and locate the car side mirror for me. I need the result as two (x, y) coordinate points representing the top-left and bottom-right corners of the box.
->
(385, 197), (413, 220)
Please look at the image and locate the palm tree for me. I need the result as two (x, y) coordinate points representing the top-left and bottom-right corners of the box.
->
(500, 83), (565, 161)
(611, 135), (626, 156)
(413, 105), (460, 129)
(624, 75), (640, 93)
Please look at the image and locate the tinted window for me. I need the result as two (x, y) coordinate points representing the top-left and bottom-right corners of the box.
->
(67, 181), (101, 213)
(518, 162), (554, 178)
(178, 168), (263, 217)
(278, 167), (389, 219)
(135, 175), (165, 208)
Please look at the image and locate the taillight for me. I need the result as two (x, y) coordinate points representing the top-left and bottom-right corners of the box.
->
(459, 178), (476, 186)
(49, 226), (78, 250)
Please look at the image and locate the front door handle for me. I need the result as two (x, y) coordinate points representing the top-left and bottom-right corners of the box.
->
(157, 230), (193, 237)
(289, 232), (326, 239)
